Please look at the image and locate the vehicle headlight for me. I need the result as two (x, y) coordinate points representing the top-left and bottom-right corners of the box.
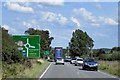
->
(85, 63), (88, 65)
(94, 63), (98, 66)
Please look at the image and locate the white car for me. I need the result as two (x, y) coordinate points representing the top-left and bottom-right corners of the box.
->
(74, 58), (83, 66)
(70, 58), (76, 64)
(56, 57), (64, 65)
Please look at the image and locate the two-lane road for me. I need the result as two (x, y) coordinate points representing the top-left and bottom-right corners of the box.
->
(40, 62), (118, 80)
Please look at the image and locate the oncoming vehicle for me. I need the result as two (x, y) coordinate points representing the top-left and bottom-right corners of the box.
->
(70, 58), (76, 64)
(82, 58), (98, 71)
(74, 58), (83, 66)
(56, 57), (64, 65)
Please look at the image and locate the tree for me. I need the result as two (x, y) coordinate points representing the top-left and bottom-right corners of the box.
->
(69, 29), (94, 57)
(24, 28), (54, 58)
(2, 28), (24, 63)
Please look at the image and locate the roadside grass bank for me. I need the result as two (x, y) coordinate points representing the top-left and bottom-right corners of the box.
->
(2, 59), (49, 79)
(98, 61), (119, 77)
(23, 59), (49, 78)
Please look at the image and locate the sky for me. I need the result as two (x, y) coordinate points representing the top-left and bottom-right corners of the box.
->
(1, 1), (118, 49)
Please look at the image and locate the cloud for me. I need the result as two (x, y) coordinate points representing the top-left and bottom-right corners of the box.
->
(57, 14), (68, 24)
(73, 8), (118, 26)
(105, 18), (118, 26)
(73, 8), (96, 23)
(22, 21), (32, 28)
(71, 17), (81, 27)
(2, 25), (9, 30)
(4, 2), (34, 13)
(40, 11), (68, 25)
(8, 0), (64, 6)
(31, 19), (38, 25)
(22, 19), (39, 28)
(99, 16), (118, 26)
(39, 0), (64, 6)
(2, 25), (17, 34)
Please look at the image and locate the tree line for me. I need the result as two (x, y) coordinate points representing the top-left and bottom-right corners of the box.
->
(92, 47), (120, 60)
(68, 29), (120, 61)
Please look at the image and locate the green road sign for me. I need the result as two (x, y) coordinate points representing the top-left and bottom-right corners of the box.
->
(13, 35), (40, 58)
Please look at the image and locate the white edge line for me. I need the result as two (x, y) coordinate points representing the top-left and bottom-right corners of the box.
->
(98, 70), (119, 78)
(39, 63), (52, 79)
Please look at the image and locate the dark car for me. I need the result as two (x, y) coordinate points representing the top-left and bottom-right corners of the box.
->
(64, 58), (71, 62)
(82, 58), (98, 71)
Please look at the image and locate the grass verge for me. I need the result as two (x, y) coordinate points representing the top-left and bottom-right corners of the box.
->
(98, 61), (119, 77)
(23, 59), (49, 78)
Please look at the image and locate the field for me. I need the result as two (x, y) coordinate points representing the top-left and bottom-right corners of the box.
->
(98, 61), (119, 77)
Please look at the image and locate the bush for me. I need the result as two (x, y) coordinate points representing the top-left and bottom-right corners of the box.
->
(111, 52), (120, 60)
(103, 52), (120, 61)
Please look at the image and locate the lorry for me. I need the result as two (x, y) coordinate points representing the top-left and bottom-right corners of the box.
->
(54, 47), (64, 65)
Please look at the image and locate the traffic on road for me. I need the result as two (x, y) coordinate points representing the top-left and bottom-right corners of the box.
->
(43, 47), (119, 79)
(41, 61), (118, 79)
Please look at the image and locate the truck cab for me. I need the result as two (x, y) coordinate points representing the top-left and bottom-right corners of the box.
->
(54, 47), (64, 65)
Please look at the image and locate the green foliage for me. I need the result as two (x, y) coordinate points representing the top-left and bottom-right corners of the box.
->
(49, 48), (54, 59)
(2, 28), (24, 63)
(92, 47), (120, 61)
(111, 47), (120, 52)
(24, 28), (54, 58)
(69, 29), (94, 57)
(80, 54), (89, 58)
(2, 28), (26, 78)
(63, 48), (69, 58)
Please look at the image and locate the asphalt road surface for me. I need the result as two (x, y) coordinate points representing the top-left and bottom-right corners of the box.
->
(40, 62), (119, 80)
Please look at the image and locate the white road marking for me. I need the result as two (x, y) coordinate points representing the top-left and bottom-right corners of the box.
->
(98, 70), (118, 78)
(39, 63), (52, 79)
